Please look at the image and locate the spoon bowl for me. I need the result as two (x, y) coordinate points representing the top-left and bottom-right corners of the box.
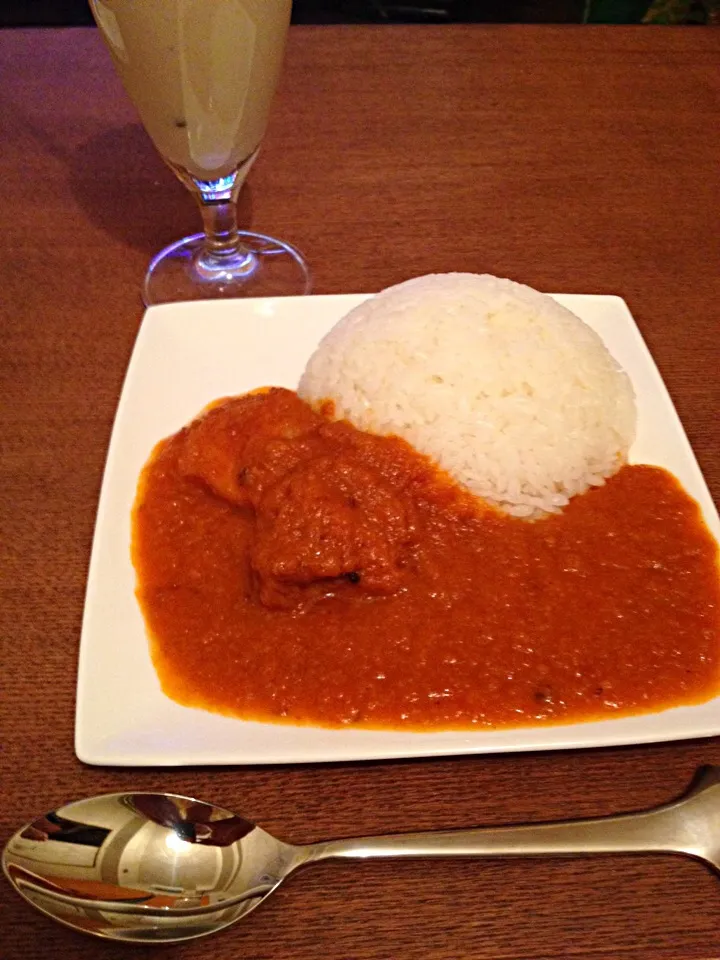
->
(2, 792), (305, 942)
(5, 766), (720, 944)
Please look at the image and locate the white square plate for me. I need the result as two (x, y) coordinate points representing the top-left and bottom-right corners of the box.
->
(76, 293), (720, 766)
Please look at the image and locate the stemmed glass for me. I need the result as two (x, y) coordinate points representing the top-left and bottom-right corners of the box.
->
(90, 0), (310, 304)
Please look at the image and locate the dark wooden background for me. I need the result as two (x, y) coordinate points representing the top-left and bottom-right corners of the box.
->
(1, 22), (720, 960)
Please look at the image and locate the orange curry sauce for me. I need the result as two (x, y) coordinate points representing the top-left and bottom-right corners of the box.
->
(132, 388), (720, 730)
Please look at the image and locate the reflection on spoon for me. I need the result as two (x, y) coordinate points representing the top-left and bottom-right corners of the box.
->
(4, 767), (720, 944)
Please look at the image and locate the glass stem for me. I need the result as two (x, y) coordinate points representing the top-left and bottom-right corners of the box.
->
(199, 201), (242, 261)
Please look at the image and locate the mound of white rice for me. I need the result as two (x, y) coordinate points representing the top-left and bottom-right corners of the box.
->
(298, 273), (636, 518)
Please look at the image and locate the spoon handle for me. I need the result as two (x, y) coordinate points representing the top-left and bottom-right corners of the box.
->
(306, 763), (720, 867)
(311, 805), (683, 861)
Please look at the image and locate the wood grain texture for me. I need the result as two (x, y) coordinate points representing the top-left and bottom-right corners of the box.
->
(1, 23), (720, 960)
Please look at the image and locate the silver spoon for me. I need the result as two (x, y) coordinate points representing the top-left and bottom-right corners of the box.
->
(4, 765), (720, 944)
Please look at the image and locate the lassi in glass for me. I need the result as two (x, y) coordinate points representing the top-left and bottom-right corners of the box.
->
(90, 0), (292, 181)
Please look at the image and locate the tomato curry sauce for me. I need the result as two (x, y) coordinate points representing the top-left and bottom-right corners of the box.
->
(132, 388), (720, 730)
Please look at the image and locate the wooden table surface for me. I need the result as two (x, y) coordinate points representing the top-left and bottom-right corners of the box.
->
(2, 22), (720, 960)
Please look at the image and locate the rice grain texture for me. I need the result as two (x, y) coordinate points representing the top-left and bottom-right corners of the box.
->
(298, 274), (636, 517)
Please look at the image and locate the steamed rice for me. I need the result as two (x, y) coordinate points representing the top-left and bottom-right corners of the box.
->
(298, 273), (636, 518)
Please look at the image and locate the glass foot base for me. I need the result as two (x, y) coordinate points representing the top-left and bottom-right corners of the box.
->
(143, 231), (311, 305)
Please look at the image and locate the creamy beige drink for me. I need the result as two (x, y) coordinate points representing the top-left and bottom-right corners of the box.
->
(90, 0), (292, 180)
